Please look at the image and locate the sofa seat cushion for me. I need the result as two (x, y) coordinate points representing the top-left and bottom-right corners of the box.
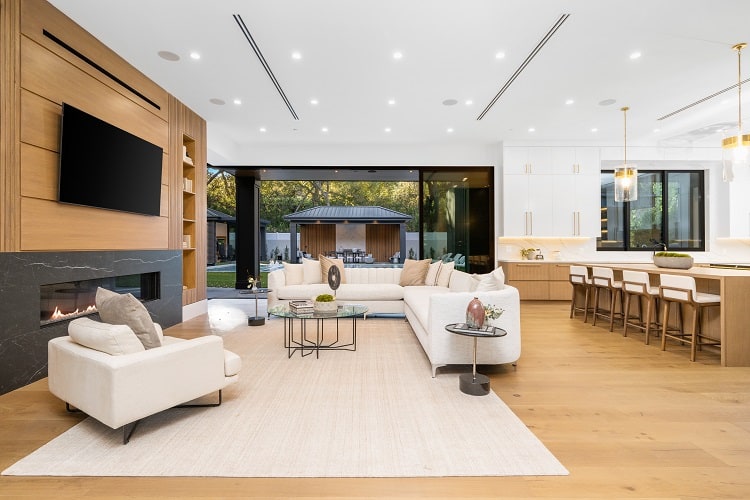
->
(335, 283), (404, 301)
(275, 283), (332, 300)
(403, 286), (451, 330)
(224, 350), (242, 377)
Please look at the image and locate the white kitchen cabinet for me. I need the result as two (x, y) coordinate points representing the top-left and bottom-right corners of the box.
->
(502, 146), (601, 237)
(503, 147), (554, 175)
(503, 175), (554, 236)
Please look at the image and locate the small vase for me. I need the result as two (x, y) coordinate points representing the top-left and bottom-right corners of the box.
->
(466, 297), (485, 329)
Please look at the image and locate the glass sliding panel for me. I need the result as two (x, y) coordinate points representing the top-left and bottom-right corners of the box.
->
(666, 171), (704, 250)
(598, 172), (625, 250)
(421, 168), (493, 273)
(628, 172), (663, 250)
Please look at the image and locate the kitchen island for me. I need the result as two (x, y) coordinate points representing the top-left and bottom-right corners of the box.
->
(575, 263), (750, 367)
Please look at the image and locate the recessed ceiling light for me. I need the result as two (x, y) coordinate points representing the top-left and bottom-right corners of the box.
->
(310, 98), (319, 105)
(157, 50), (180, 61)
(653, 128), (661, 133)
(393, 51), (403, 60)
(384, 127), (392, 133)
(442, 99), (458, 106)
(599, 98), (617, 106)
(321, 127), (329, 133)
(591, 127), (598, 132)
(565, 99), (575, 105)
(465, 99), (473, 106)
(189, 52), (201, 60)
(209, 98), (225, 105)
(387, 99), (396, 106)
(495, 51), (505, 59)
(528, 127), (536, 132)
(259, 127), (267, 133)
(447, 128), (454, 133)
(292, 51), (302, 60)
(630, 51), (642, 60)
(233, 99), (242, 105)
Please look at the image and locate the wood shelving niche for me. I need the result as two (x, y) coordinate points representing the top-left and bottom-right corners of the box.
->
(182, 135), (197, 301)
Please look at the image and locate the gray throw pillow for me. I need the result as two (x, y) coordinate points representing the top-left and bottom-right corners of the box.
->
(95, 287), (161, 349)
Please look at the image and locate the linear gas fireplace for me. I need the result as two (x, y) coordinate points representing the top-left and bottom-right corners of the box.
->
(0, 250), (182, 396)
(40, 272), (160, 326)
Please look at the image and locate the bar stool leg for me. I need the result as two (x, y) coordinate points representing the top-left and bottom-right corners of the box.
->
(622, 292), (632, 337)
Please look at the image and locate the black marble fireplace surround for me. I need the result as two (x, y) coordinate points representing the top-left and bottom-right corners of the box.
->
(0, 250), (182, 395)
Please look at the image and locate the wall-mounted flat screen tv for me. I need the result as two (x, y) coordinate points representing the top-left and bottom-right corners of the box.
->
(58, 103), (163, 217)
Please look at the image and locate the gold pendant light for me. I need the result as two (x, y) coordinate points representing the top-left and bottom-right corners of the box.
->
(614, 106), (637, 202)
(722, 43), (750, 164)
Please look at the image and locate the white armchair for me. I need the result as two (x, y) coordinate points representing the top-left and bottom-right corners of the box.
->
(48, 318), (241, 443)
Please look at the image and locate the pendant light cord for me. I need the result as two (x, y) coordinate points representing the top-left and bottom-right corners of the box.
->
(738, 44), (743, 134)
(621, 106), (629, 165)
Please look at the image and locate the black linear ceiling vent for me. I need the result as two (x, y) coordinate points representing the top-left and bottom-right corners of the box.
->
(657, 77), (750, 121)
(42, 29), (160, 110)
(477, 14), (570, 121)
(233, 14), (299, 120)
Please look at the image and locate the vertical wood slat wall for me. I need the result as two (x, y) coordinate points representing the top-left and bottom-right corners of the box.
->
(2, 0), (207, 306)
(300, 224), (336, 258)
(0, 0), (21, 252)
(366, 225), (400, 263)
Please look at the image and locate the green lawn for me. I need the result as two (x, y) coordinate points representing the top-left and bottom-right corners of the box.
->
(206, 271), (268, 288)
(206, 272), (235, 288)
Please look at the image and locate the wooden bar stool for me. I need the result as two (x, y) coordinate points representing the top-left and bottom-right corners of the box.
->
(569, 265), (593, 322)
(591, 267), (624, 332)
(659, 274), (721, 362)
(621, 270), (660, 344)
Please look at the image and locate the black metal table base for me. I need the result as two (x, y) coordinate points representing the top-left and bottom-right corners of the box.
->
(248, 316), (265, 326)
(459, 372), (490, 396)
(283, 316), (358, 358)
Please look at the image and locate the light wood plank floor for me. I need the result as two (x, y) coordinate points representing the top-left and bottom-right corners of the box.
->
(2, 301), (749, 499)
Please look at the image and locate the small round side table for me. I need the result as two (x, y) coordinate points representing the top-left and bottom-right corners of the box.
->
(444, 323), (507, 396)
(245, 287), (271, 326)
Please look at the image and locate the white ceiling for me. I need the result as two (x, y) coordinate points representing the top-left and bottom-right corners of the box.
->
(47, 0), (750, 165)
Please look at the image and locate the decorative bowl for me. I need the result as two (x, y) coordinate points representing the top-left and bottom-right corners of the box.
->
(653, 256), (693, 269)
(313, 300), (338, 314)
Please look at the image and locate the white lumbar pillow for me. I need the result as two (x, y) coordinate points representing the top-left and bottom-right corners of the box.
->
(68, 317), (145, 355)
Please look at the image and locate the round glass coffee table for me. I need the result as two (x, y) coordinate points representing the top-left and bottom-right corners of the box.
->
(444, 323), (507, 396)
(269, 303), (368, 358)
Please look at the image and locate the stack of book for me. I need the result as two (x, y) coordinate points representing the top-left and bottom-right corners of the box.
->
(289, 300), (314, 314)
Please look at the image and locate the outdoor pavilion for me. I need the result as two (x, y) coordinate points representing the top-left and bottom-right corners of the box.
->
(284, 206), (412, 264)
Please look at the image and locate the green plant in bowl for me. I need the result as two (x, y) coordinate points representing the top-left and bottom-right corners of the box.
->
(315, 293), (335, 302)
(654, 251), (691, 258)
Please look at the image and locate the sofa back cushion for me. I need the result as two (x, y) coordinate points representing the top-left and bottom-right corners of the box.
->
(399, 259), (431, 286)
(68, 317), (145, 355)
(474, 267), (507, 291)
(344, 267), (402, 284)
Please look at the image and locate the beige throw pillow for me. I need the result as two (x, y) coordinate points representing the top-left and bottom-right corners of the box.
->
(68, 317), (145, 355)
(399, 259), (431, 286)
(95, 287), (161, 349)
(319, 254), (346, 284)
(436, 261), (454, 287)
(425, 261), (442, 286)
(302, 258), (323, 284)
(283, 263), (304, 285)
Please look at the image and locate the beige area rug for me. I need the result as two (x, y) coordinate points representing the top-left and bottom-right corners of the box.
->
(3, 314), (568, 477)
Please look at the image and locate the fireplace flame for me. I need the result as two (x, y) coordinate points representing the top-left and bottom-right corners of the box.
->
(50, 304), (97, 321)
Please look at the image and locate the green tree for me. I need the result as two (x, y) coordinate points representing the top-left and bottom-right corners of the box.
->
(207, 169), (236, 216)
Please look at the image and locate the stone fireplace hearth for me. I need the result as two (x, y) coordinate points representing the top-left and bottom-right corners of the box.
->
(0, 250), (182, 395)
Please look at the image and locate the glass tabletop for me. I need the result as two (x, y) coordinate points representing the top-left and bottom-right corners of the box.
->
(269, 304), (368, 319)
(445, 323), (507, 338)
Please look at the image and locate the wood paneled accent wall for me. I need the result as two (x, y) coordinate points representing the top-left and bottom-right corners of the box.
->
(366, 224), (400, 262)
(300, 224), (336, 258)
(1, 0), (207, 305)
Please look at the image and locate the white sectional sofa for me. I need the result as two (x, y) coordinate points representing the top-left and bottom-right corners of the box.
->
(267, 258), (521, 376)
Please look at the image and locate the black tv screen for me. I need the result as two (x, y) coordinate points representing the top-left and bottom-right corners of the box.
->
(58, 103), (163, 216)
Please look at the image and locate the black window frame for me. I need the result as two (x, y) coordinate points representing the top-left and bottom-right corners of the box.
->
(598, 169), (706, 252)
